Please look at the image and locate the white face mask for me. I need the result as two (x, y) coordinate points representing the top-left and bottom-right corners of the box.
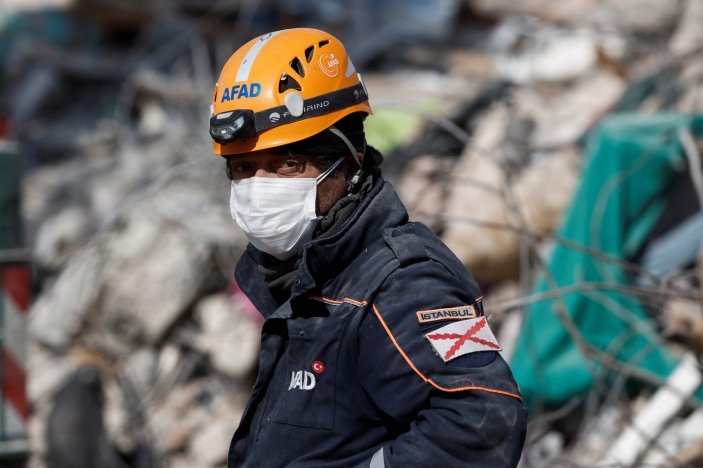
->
(230, 157), (344, 260)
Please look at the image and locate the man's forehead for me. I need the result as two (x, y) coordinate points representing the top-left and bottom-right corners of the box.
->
(225, 148), (292, 161)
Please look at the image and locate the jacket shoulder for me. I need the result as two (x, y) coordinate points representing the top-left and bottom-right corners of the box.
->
(365, 224), (521, 399)
(328, 221), (482, 302)
(383, 222), (480, 286)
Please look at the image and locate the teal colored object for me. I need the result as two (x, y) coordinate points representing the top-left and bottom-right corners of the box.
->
(0, 10), (102, 111)
(512, 113), (703, 412)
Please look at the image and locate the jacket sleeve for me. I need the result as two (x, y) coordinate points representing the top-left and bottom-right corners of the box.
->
(356, 258), (527, 467)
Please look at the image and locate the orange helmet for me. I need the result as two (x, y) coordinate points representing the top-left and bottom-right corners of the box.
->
(210, 28), (372, 156)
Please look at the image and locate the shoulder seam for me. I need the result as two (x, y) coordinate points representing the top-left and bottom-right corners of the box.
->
(372, 304), (522, 401)
(384, 230), (428, 268)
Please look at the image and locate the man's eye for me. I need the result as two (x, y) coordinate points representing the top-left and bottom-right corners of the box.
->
(227, 161), (254, 179)
(276, 159), (305, 175)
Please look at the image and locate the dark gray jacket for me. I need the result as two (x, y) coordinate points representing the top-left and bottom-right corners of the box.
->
(228, 178), (527, 467)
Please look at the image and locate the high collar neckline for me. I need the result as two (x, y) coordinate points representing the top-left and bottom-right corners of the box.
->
(235, 178), (409, 318)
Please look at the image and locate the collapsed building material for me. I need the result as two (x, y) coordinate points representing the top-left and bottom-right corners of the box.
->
(512, 112), (703, 411)
(440, 106), (580, 284)
(600, 353), (702, 467)
(10, 1), (703, 467)
(194, 294), (260, 379)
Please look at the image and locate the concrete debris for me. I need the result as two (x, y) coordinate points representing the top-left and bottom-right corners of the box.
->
(663, 297), (703, 354)
(514, 72), (625, 148)
(195, 294), (260, 379)
(601, 0), (682, 36)
(643, 407), (703, 466)
(137, 99), (170, 140)
(601, 353), (702, 467)
(669, 0), (703, 55)
(123, 349), (159, 402)
(188, 413), (236, 467)
(484, 281), (523, 361)
(99, 219), (212, 346)
(34, 206), (92, 270)
(146, 378), (244, 463)
(446, 51), (496, 81)
(468, 0), (595, 23)
(513, 147), (580, 235)
(29, 245), (105, 350)
(442, 104), (517, 283)
(678, 61), (703, 112)
(396, 155), (454, 232)
(441, 107), (580, 283)
(24, 116), (246, 466)
(5, 0), (74, 10)
(565, 404), (625, 466)
(13, 1), (703, 467)
(497, 33), (598, 84)
(521, 431), (564, 467)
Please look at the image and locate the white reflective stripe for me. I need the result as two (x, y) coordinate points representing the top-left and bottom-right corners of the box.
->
(3, 295), (26, 364)
(345, 56), (356, 78)
(369, 447), (385, 468)
(235, 31), (280, 82)
(5, 402), (25, 436)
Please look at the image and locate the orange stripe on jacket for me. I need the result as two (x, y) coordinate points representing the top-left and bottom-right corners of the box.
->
(310, 296), (368, 307)
(372, 304), (522, 401)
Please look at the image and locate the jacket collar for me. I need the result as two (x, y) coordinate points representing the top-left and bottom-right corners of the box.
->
(295, 178), (408, 294)
(235, 177), (408, 319)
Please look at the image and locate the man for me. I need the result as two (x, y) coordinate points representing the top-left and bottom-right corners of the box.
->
(210, 28), (527, 467)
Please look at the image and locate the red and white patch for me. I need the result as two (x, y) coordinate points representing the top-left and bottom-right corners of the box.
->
(425, 317), (501, 362)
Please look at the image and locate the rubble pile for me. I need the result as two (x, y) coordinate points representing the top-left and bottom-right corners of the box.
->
(26, 139), (254, 466)
(392, 0), (703, 466)
(3, 0), (701, 466)
(6, 7), (257, 465)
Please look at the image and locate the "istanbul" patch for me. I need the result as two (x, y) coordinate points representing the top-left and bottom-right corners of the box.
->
(416, 305), (477, 324)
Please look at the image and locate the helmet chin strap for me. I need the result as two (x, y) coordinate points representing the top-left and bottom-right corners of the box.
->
(328, 126), (362, 167)
(327, 125), (366, 194)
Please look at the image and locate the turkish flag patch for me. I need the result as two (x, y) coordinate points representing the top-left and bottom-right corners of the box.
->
(425, 317), (501, 362)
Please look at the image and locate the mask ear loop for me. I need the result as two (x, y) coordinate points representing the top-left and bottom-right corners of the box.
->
(314, 156), (345, 221)
(316, 156), (345, 184)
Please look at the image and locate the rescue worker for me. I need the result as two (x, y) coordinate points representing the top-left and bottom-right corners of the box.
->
(210, 28), (527, 467)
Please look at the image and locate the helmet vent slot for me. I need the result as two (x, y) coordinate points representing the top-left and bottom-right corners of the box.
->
(290, 57), (305, 77)
(279, 73), (302, 93)
(318, 39), (329, 48)
(304, 46), (314, 63)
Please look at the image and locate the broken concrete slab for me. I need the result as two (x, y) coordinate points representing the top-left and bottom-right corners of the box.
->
(195, 294), (260, 379)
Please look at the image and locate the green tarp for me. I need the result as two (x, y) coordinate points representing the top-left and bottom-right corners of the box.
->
(512, 113), (703, 412)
